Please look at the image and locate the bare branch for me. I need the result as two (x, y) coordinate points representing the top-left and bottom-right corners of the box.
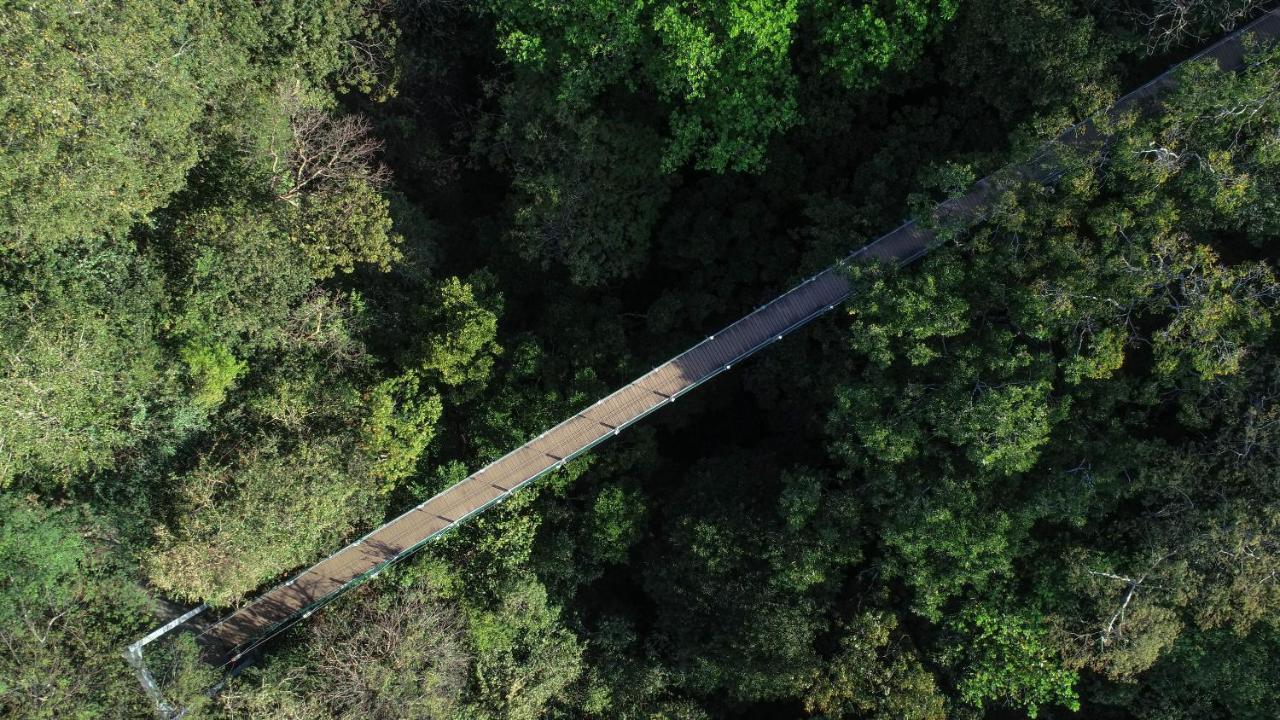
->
(261, 87), (391, 203)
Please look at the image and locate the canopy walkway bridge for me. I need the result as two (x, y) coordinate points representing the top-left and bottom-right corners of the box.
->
(130, 7), (1280, 693)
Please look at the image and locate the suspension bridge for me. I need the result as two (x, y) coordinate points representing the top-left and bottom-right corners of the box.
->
(129, 6), (1280, 702)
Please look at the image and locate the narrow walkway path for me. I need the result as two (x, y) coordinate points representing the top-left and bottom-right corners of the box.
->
(198, 8), (1280, 661)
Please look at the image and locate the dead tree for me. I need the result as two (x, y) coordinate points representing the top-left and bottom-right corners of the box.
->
(268, 103), (390, 204)
(1138, 0), (1269, 53)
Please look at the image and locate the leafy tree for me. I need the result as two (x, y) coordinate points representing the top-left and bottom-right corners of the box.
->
(0, 497), (154, 719)
(294, 178), (404, 279)
(804, 610), (946, 720)
(218, 586), (469, 719)
(641, 455), (861, 702)
(477, 0), (960, 284)
(573, 614), (703, 718)
(180, 340), (248, 411)
(484, 0), (955, 174)
(463, 578), (584, 720)
(410, 274), (503, 391)
(145, 435), (386, 604)
(495, 115), (671, 286)
(946, 605), (1080, 718)
(1, 1), (213, 257)
(584, 482), (648, 566)
(809, 0), (959, 91)
(164, 201), (314, 350)
(1116, 623), (1280, 720)
(940, 0), (1122, 135)
(360, 372), (444, 492)
(0, 238), (184, 491)
(649, 0), (800, 173)
(0, 495), (84, 625)
(241, 0), (402, 100)
(146, 286), (399, 603)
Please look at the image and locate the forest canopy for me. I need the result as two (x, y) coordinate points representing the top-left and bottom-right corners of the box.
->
(2, 1), (1279, 719)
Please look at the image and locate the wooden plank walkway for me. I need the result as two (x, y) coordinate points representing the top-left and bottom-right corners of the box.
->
(197, 8), (1280, 662)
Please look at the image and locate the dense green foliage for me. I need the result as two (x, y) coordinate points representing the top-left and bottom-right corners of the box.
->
(3, 0), (1279, 718)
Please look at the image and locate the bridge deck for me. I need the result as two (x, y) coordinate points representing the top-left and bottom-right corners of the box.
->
(198, 8), (1280, 659)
